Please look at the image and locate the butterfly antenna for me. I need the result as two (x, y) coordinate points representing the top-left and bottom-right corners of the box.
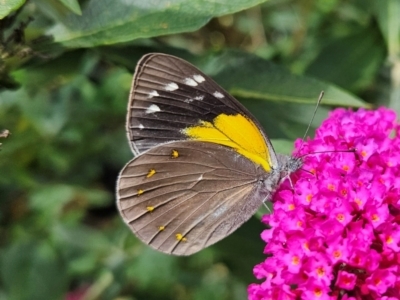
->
(262, 195), (272, 213)
(299, 148), (356, 159)
(297, 91), (324, 154)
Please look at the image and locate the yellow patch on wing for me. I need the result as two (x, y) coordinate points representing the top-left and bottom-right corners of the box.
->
(182, 114), (272, 171)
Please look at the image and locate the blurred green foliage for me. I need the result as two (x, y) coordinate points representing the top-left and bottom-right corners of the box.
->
(0, 0), (399, 299)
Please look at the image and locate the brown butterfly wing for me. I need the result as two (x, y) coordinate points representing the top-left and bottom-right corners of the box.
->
(117, 141), (272, 256)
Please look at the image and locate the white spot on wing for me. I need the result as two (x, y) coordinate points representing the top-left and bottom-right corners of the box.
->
(194, 95), (204, 101)
(213, 205), (227, 218)
(138, 124), (144, 129)
(184, 98), (194, 103)
(193, 74), (205, 83)
(165, 82), (179, 91)
(148, 90), (159, 98)
(146, 104), (161, 114)
(213, 91), (224, 98)
(197, 174), (203, 181)
(184, 78), (198, 86)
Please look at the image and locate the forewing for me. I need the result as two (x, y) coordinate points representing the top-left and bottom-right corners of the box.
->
(117, 141), (269, 256)
(127, 53), (273, 158)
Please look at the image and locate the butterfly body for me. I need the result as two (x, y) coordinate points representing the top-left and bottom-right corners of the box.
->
(117, 53), (302, 255)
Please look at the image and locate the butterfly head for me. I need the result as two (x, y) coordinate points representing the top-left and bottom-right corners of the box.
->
(276, 154), (303, 180)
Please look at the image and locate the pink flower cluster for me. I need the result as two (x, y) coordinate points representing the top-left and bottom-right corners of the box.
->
(249, 108), (400, 300)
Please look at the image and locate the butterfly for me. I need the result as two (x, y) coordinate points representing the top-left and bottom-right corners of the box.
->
(116, 53), (302, 255)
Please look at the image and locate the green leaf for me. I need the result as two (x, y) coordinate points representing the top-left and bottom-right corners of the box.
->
(52, 223), (112, 252)
(374, 0), (400, 57)
(373, 0), (400, 111)
(1, 240), (67, 300)
(126, 250), (178, 290)
(270, 139), (297, 155)
(306, 28), (386, 92)
(0, 0), (26, 19)
(213, 216), (265, 283)
(211, 51), (368, 108)
(46, 0), (267, 48)
(238, 98), (331, 146)
(30, 184), (111, 221)
(30, 184), (76, 217)
(58, 0), (81, 15)
(3, 88), (69, 137)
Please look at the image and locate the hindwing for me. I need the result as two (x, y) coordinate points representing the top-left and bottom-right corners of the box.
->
(117, 141), (273, 255)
